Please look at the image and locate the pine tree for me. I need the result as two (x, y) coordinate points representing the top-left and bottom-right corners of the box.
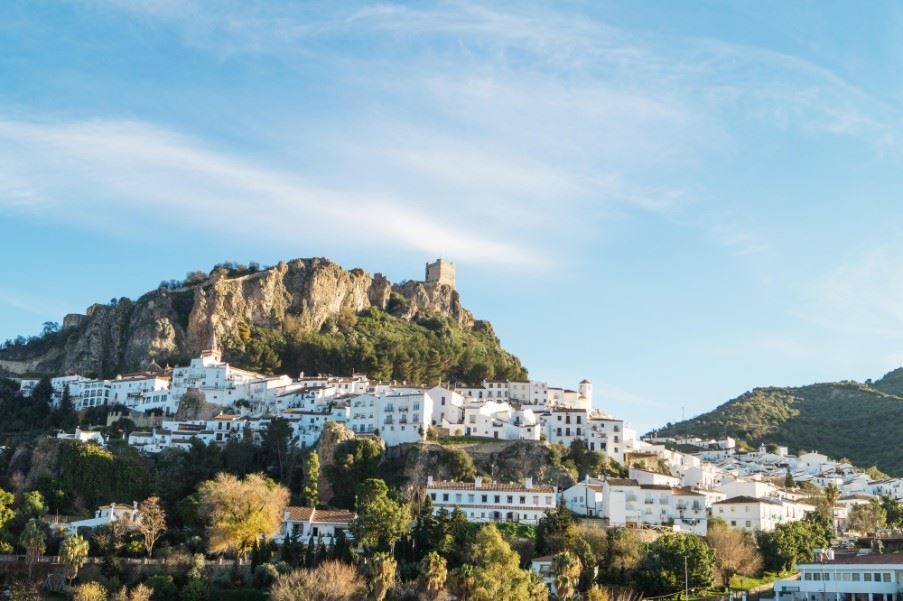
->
(303, 451), (320, 508)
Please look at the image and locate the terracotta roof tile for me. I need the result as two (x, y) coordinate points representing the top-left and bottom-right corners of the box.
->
(427, 481), (556, 493)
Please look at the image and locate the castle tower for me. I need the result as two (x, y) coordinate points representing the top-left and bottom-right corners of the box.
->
(425, 258), (456, 289)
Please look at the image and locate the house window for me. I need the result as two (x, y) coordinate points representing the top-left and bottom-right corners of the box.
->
(442, 494), (449, 502)
(494, 495), (500, 503)
(481, 495), (488, 503)
(864, 574), (872, 582)
(852, 573), (860, 582)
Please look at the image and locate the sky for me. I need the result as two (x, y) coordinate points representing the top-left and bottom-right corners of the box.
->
(3, 1), (903, 433)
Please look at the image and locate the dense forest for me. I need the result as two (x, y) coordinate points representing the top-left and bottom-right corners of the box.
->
(656, 368), (903, 476)
(224, 306), (527, 385)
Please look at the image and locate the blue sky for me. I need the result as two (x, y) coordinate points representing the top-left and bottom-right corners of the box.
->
(3, 1), (903, 433)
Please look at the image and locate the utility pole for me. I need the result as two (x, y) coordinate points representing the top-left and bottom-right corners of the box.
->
(684, 554), (689, 601)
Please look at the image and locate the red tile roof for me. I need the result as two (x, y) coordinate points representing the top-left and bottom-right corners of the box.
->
(284, 507), (355, 523)
(427, 480), (556, 493)
(803, 554), (903, 566)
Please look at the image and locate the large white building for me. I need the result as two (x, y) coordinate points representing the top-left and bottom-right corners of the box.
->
(774, 554), (903, 601)
(348, 391), (431, 446)
(712, 495), (815, 532)
(426, 477), (557, 524)
(542, 408), (628, 464)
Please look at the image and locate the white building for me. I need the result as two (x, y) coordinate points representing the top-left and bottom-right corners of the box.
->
(563, 478), (605, 517)
(543, 409), (628, 464)
(564, 477), (707, 535)
(348, 392), (431, 446)
(426, 477), (557, 524)
(774, 554), (903, 601)
(56, 429), (106, 446)
(273, 507), (355, 545)
(52, 502), (141, 535)
(712, 496), (815, 532)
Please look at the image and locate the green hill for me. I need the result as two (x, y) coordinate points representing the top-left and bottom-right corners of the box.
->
(655, 369), (903, 476)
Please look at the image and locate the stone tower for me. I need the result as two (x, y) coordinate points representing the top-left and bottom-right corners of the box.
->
(425, 258), (456, 289)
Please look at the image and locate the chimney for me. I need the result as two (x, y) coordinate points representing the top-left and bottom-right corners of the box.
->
(525, 477), (533, 489)
(475, 477), (482, 489)
(427, 475), (434, 486)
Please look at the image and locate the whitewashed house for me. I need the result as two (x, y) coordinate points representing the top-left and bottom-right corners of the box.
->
(273, 507), (355, 544)
(713, 496), (814, 532)
(56, 428), (106, 446)
(52, 501), (141, 535)
(426, 477), (556, 524)
(348, 392), (431, 446)
(563, 478), (605, 517)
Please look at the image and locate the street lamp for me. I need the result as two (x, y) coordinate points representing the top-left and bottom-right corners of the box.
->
(684, 554), (689, 601)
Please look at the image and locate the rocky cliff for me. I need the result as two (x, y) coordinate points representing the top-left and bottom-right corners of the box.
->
(0, 257), (519, 382)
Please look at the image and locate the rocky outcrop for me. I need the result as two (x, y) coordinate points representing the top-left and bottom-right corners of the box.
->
(0, 257), (477, 378)
(315, 421), (357, 503)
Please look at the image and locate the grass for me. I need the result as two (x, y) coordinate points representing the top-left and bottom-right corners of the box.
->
(729, 571), (796, 591)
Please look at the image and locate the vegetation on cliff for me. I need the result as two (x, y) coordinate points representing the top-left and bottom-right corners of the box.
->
(656, 368), (903, 476)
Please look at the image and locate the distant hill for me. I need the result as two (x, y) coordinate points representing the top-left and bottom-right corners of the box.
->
(0, 258), (527, 385)
(655, 368), (903, 476)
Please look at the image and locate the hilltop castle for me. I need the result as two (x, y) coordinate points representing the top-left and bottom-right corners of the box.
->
(425, 258), (456, 289)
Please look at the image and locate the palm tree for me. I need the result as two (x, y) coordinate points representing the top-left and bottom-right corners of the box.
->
(553, 551), (582, 601)
(60, 533), (89, 585)
(366, 551), (397, 601)
(419, 551), (448, 600)
(20, 518), (46, 579)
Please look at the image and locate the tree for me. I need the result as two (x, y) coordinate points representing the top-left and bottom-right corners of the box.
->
(757, 517), (830, 573)
(553, 551), (582, 601)
(536, 498), (576, 554)
(73, 582), (108, 601)
(881, 496), (903, 528)
(365, 551), (397, 601)
(303, 451), (320, 508)
(19, 519), (45, 579)
(57, 385), (77, 429)
(784, 469), (795, 489)
(601, 527), (643, 584)
(198, 472), (289, 561)
(60, 534), (89, 585)
(271, 561), (366, 601)
(448, 524), (539, 601)
(636, 532), (715, 596)
(114, 584), (153, 601)
(349, 479), (410, 551)
(262, 417), (294, 482)
(866, 466), (890, 481)
(706, 521), (763, 588)
(137, 496), (167, 557)
(419, 551), (448, 600)
(0, 487), (14, 549)
(848, 499), (887, 535)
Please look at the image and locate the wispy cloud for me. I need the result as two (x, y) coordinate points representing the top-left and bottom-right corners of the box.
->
(809, 243), (903, 340)
(0, 116), (543, 267)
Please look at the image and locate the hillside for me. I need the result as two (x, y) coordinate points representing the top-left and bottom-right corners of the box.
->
(656, 368), (903, 476)
(0, 258), (526, 385)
